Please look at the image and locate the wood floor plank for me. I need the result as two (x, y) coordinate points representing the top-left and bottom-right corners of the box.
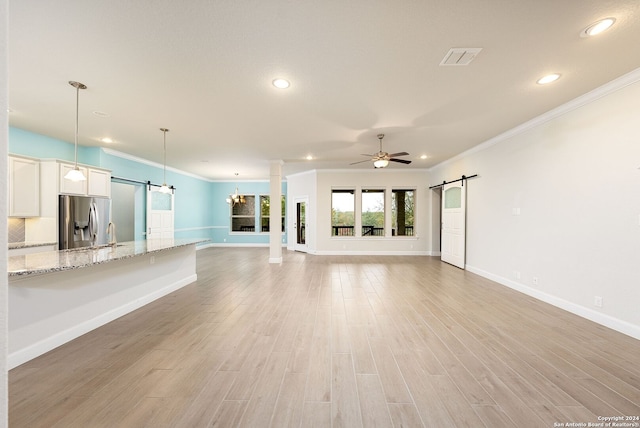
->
(300, 401), (331, 427)
(356, 374), (394, 428)
(332, 353), (363, 427)
(172, 370), (237, 427)
(270, 372), (307, 428)
(238, 351), (290, 428)
(8, 248), (640, 427)
(367, 337), (413, 404)
(209, 400), (248, 428)
(387, 403), (424, 428)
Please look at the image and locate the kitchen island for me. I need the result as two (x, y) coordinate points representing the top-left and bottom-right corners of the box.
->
(8, 238), (207, 369)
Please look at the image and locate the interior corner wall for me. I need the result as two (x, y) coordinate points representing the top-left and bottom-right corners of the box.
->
(429, 77), (640, 339)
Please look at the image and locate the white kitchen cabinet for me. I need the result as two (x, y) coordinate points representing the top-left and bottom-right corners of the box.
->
(88, 168), (111, 197)
(59, 163), (89, 195)
(59, 163), (111, 197)
(8, 156), (40, 217)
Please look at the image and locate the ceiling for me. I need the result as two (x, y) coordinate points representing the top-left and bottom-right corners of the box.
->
(8, 1), (640, 180)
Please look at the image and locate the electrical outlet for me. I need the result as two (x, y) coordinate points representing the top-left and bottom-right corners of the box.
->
(532, 277), (538, 286)
(514, 270), (521, 280)
(150, 256), (155, 265)
(594, 296), (603, 308)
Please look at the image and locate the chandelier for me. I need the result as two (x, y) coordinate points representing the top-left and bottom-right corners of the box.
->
(226, 173), (245, 206)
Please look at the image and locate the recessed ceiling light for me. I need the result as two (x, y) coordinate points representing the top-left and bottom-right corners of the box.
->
(537, 73), (561, 85)
(420, 155), (428, 160)
(581, 18), (616, 37)
(92, 110), (110, 118)
(305, 155), (313, 160)
(272, 78), (290, 89)
(100, 137), (113, 143)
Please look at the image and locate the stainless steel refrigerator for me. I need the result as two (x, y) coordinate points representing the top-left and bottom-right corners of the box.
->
(59, 195), (111, 250)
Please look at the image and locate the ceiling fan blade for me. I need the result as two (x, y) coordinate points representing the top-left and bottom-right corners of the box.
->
(389, 158), (412, 164)
(360, 153), (374, 157)
(388, 152), (409, 157)
(350, 159), (372, 165)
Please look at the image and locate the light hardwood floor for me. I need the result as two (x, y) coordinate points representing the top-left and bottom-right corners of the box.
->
(9, 248), (640, 427)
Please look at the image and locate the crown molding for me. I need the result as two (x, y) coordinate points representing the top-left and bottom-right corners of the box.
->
(431, 66), (640, 171)
(101, 148), (212, 182)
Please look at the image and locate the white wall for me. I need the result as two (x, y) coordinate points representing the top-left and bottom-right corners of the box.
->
(286, 170), (317, 252)
(430, 70), (640, 339)
(288, 169), (431, 255)
(1, 0), (9, 422)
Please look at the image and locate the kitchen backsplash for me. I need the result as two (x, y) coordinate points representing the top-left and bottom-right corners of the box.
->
(8, 218), (26, 243)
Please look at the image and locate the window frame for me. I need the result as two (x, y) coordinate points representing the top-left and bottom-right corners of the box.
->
(331, 188), (356, 237)
(259, 194), (286, 233)
(391, 188), (415, 237)
(361, 188), (385, 237)
(230, 195), (256, 233)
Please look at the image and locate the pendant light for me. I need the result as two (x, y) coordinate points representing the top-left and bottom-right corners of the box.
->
(159, 128), (172, 194)
(64, 81), (87, 181)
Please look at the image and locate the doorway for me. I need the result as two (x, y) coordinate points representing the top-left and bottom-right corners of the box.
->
(294, 197), (308, 252)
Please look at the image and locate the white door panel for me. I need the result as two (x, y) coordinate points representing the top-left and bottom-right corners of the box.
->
(147, 187), (174, 239)
(441, 182), (466, 269)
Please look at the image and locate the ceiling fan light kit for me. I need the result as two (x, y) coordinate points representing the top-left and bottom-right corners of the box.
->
(350, 134), (411, 169)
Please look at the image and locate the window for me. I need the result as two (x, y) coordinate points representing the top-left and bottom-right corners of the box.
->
(361, 189), (384, 236)
(231, 195), (256, 232)
(332, 189), (355, 236)
(260, 195), (285, 232)
(392, 189), (414, 236)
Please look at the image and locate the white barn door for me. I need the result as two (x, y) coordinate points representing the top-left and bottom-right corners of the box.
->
(147, 187), (174, 239)
(441, 181), (466, 269)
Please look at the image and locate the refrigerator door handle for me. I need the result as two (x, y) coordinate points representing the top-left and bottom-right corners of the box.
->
(88, 202), (99, 246)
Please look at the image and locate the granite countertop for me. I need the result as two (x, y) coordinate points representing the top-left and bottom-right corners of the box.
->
(8, 242), (57, 250)
(8, 238), (208, 277)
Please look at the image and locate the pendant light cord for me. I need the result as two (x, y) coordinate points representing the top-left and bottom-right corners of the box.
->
(160, 128), (170, 187)
(74, 84), (79, 166)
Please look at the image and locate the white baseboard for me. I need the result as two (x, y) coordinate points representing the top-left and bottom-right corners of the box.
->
(8, 274), (197, 369)
(466, 265), (640, 341)
(269, 257), (283, 264)
(314, 250), (430, 256)
(199, 243), (287, 249)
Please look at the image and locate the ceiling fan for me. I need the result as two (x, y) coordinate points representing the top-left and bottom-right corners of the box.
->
(350, 134), (411, 168)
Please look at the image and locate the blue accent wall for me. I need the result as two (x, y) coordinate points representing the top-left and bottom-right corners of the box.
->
(9, 127), (287, 245)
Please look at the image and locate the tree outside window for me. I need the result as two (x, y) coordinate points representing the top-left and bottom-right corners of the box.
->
(361, 189), (384, 236)
(260, 195), (285, 232)
(392, 189), (414, 236)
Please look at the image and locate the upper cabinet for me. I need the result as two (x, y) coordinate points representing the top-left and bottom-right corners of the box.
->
(8, 156), (40, 217)
(59, 162), (111, 197)
(59, 163), (88, 195)
(88, 168), (111, 197)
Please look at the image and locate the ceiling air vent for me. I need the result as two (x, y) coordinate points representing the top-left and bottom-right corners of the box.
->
(440, 48), (482, 66)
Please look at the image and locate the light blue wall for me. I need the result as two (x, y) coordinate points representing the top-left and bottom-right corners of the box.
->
(9, 127), (287, 245)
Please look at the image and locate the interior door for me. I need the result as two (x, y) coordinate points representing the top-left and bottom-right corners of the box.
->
(441, 181), (466, 269)
(146, 186), (174, 239)
(294, 198), (308, 252)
